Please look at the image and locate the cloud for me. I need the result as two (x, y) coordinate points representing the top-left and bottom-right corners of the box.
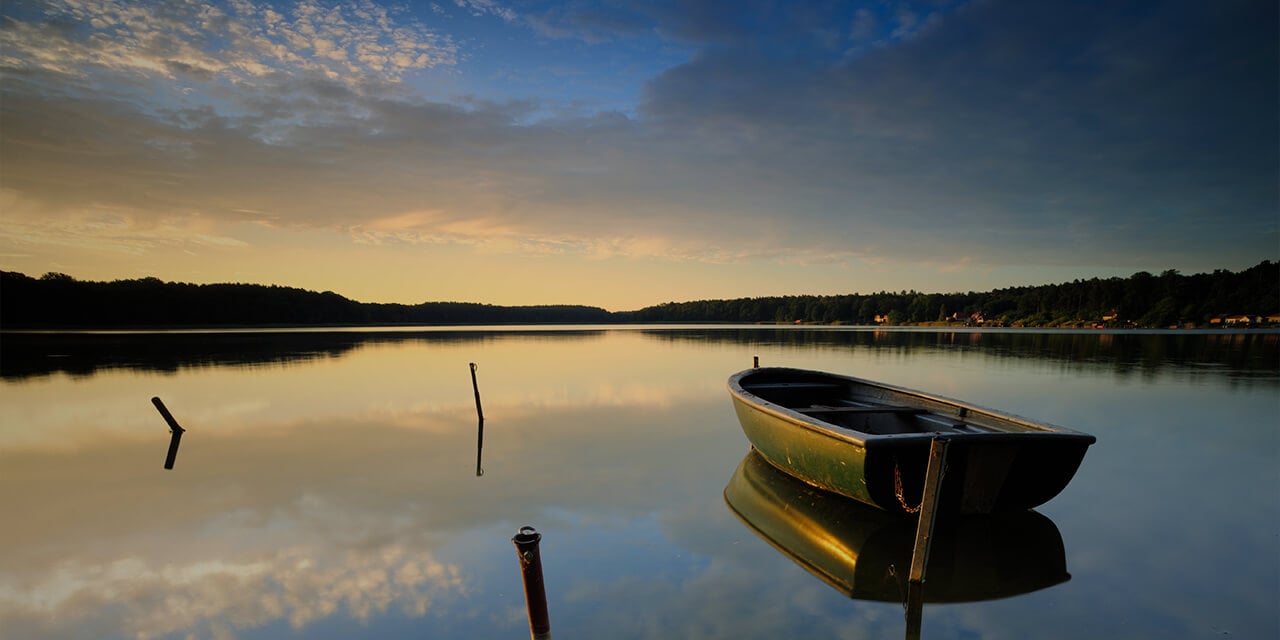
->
(0, 190), (250, 255)
(523, 1), (966, 51)
(0, 0), (1274, 281)
(453, 0), (517, 23)
(0, 0), (457, 88)
(637, 0), (1279, 267)
(523, 1), (653, 43)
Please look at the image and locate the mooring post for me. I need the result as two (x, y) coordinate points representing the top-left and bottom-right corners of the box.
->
(753, 355), (759, 368)
(512, 526), (551, 640)
(908, 436), (949, 583)
(469, 362), (485, 423)
(905, 581), (925, 640)
(151, 397), (186, 470)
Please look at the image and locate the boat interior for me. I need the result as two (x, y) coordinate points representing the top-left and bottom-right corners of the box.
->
(740, 380), (1005, 436)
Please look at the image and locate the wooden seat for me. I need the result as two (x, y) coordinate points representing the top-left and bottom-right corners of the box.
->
(743, 382), (843, 391)
(800, 406), (926, 415)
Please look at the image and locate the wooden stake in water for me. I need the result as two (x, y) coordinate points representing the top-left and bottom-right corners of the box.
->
(475, 417), (485, 477)
(469, 362), (485, 423)
(908, 436), (949, 583)
(151, 397), (186, 470)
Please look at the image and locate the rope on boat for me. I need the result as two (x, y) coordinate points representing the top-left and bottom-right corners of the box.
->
(893, 455), (921, 514)
(894, 448), (951, 515)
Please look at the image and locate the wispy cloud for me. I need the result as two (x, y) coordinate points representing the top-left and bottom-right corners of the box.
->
(0, 189), (249, 254)
(453, 0), (516, 23)
(0, 0), (456, 88)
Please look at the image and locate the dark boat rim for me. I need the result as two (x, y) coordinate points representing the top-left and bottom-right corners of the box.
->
(728, 367), (1097, 446)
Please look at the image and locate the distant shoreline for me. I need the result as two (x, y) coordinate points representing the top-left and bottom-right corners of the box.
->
(3, 323), (1277, 335)
(3, 261), (1277, 330)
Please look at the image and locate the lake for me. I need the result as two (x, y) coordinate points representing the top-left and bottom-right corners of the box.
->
(1, 327), (1277, 639)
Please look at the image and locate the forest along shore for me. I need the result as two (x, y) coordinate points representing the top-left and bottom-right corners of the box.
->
(1, 260), (1276, 330)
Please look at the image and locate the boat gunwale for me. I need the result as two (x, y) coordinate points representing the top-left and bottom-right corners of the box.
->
(728, 367), (1096, 447)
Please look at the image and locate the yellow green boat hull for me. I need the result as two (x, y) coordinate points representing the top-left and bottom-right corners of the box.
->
(728, 367), (1095, 515)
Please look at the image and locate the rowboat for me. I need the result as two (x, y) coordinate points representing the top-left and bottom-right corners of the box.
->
(724, 449), (1071, 603)
(727, 367), (1095, 515)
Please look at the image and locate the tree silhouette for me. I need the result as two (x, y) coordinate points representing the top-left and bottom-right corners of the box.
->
(2, 261), (1276, 328)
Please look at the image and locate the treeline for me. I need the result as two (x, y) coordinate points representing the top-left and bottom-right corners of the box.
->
(625, 261), (1279, 327)
(1, 261), (1276, 328)
(0, 272), (614, 327)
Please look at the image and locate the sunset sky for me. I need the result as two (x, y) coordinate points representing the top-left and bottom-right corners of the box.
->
(1, 0), (1275, 311)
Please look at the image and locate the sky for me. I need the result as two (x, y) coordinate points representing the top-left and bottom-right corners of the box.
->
(0, 0), (1276, 311)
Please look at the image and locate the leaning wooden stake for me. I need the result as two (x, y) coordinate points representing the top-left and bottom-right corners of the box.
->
(469, 362), (485, 423)
(151, 397), (186, 470)
(908, 436), (949, 583)
(513, 526), (552, 640)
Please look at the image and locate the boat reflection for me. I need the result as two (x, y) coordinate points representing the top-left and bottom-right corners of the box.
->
(724, 449), (1071, 605)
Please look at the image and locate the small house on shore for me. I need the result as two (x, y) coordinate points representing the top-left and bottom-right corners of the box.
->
(1210, 314), (1266, 326)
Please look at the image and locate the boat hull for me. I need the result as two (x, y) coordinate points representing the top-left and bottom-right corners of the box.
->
(728, 367), (1095, 515)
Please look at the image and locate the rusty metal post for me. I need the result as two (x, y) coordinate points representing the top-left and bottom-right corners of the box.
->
(469, 362), (484, 423)
(152, 397), (186, 470)
(512, 526), (551, 640)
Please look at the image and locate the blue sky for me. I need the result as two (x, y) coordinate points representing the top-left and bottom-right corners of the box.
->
(0, 0), (1275, 309)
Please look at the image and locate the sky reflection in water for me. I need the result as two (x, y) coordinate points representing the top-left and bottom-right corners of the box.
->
(0, 328), (1276, 639)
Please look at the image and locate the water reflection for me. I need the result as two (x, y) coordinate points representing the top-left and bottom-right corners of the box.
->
(1, 327), (1275, 638)
(0, 411), (478, 639)
(0, 329), (608, 380)
(151, 397), (186, 470)
(648, 327), (1280, 382)
(0, 346), (740, 638)
(476, 418), (485, 477)
(724, 450), (1070, 605)
(4, 327), (1275, 384)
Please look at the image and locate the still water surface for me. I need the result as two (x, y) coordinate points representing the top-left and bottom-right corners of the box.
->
(1, 327), (1277, 639)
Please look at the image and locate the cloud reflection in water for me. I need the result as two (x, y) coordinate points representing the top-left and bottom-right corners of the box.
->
(1, 328), (1275, 638)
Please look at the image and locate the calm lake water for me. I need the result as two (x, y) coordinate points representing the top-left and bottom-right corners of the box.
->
(1, 327), (1277, 639)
